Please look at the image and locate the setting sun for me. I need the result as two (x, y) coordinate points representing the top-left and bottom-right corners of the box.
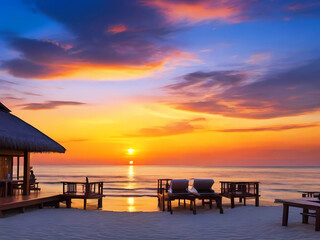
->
(129, 160), (134, 165)
(127, 148), (135, 155)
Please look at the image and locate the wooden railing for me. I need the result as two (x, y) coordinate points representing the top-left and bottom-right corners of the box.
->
(157, 179), (172, 195)
(220, 181), (259, 196)
(62, 181), (103, 196)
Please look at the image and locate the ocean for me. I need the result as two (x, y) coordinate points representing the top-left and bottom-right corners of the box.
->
(30, 165), (320, 212)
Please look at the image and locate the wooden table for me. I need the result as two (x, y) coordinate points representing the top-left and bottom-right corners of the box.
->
(220, 181), (260, 208)
(275, 198), (320, 231)
(0, 180), (23, 197)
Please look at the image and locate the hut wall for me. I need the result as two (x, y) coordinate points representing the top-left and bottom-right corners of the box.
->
(0, 156), (13, 180)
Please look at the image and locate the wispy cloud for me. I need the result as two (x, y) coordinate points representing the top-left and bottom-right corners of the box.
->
(215, 123), (319, 132)
(106, 24), (128, 34)
(59, 138), (90, 143)
(18, 101), (86, 110)
(142, 0), (245, 24)
(126, 118), (205, 137)
(246, 53), (271, 65)
(0, 79), (17, 85)
(21, 91), (42, 96)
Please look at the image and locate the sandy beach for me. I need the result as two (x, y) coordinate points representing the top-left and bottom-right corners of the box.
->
(0, 206), (319, 240)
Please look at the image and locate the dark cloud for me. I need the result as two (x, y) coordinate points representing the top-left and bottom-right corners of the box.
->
(18, 100), (85, 110)
(2, 0), (320, 79)
(215, 123), (319, 132)
(2, 59), (64, 78)
(1, 0), (176, 78)
(166, 59), (320, 119)
(126, 118), (205, 137)
(166, 71), (247, 90)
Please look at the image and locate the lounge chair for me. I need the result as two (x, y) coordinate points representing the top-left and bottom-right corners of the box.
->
(167, 179), (196, 214)
(189, 179), (223, 214)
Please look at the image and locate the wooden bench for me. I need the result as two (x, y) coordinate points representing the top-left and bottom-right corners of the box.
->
(275, 198), (320, 231)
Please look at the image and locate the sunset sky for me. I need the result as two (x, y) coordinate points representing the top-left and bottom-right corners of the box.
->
(1, 0), (320, 165)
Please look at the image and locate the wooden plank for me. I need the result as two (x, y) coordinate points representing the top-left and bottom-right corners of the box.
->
(0, 150), (24, 156)
(0, 195), (63, 211)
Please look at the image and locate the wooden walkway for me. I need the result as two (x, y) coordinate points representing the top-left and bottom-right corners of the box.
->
(0, 193), (64, 218)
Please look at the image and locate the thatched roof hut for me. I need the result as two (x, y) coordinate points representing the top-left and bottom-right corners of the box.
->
(0, 103), (65, 153)
(0, 102), (65, 195)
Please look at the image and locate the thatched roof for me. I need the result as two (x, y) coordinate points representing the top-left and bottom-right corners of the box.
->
(0, 102), (65, 153)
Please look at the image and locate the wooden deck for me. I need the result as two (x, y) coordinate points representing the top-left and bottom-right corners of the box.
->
(62, 181), (103, 209)
(0, 193), (64, 218)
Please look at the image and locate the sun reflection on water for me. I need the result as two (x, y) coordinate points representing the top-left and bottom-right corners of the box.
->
(127, 197), (135, 212)
(127, 165), (136, 211)
(128, 165), (134, 180)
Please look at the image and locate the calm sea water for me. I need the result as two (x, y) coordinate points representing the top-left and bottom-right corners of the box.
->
(29, 165), (320, 212)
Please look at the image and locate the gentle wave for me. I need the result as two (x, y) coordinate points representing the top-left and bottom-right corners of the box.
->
(30, 165), (320, 202)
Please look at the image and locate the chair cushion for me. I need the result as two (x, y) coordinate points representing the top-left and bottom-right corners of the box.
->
(193, 179), (214, 191)
(170, 179), (189, 193)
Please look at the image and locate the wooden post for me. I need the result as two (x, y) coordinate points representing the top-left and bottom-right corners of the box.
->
(23, 152), (30, 195)
(10, 157), (13, 180)
(231, 197), (235, 208)
(302, 208), (309, 224)
(218, 198), (224, 214)
(316, 209), (320, 231)
(66, 198), (71, 208)
(98, 198), (103, 208)
(255, 183), (260, 207)
(282, 204), (289, 226)
(17, 156), (20, 180)
(84, 198), (87, 210)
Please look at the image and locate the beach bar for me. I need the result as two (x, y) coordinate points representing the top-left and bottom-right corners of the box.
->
(0, 102), (65, 216)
